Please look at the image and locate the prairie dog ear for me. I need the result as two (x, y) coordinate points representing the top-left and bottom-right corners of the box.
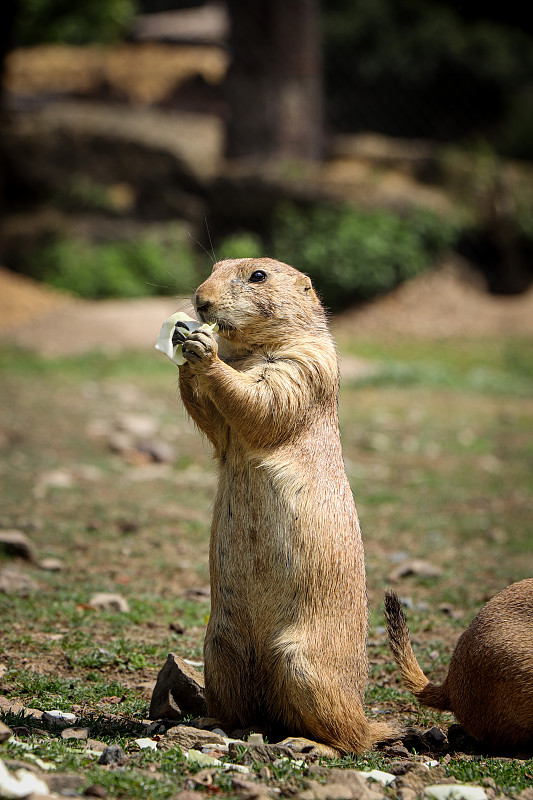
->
(296, 273), (319, 304)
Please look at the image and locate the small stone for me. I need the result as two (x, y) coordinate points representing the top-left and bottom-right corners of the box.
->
(227, 741), (295, 766)
(42, 710), (77, 729)
(98, 745), (127, 766)
(388, 559), (443, 582)
(137, 439), (175, 463)
(85, 739), (107, 752)
(157, 725), (226, 752)
(0, 530), (36, 561)
(38, 558), (64, 572)
(425, 786), (487, 800)
(89, 593), (130, 613)
(421, 727), (447, 748)
(46, 773), (86, 793)
(149, 653), (206, 720)
(61, 727), (90, 740)
(0, 721), (13, 742)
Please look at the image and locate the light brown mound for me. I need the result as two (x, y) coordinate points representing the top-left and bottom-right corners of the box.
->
(0, 267), (74, 331)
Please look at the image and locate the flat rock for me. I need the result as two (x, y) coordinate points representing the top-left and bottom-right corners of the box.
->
(388, 559), (443, 582)
(227, 741), (295, 766)
(88, 592), (130, 613)
(301, 769), (384, 800)
(61, 727), (90, 740)
(0, 530), (36, 561)
(157, 725), (226, 752)
(39, 557), (64, 571)
(149, 653), (206, 720)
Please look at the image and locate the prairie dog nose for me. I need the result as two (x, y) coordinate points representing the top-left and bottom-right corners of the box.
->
(195, 294), (211, 314)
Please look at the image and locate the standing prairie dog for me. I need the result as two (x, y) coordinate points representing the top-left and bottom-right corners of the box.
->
(385, 580), (533, 751)
(177, 257), (396, 754)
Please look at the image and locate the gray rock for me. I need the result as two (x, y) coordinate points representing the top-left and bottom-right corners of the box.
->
(149, 653), (206, 720)
(157, 725), (226, 752)
(227, 741), (295, 766)
(388, 559), (443, 582)
(137, 439), (176, 463)
(98, 744), (127, 766)
(61, 727), (90, 740)
(0, 720), (12, 742)
(0, 529), (36, 561)
(89, 592), (130, 613)
(421, 726), (447, 748)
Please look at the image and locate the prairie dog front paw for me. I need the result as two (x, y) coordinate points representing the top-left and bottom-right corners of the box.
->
(182, 329), (218, 368)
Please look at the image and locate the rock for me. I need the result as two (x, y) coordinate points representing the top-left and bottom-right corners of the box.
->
(88, 592), (130, 613)
(0, 721), (12, 743)
(227, 741), (296, 766)
(301, 769), (384, 800)
(425, 786), (487, 800)
(388, 559), (443, 582)
(137, 439), (176, 463)
(85, 739), (108, 752)
(42, 710), (77, 729)
(0, 530), (36, 561)
(279, 737), (340, 759)
(157, 724), (226, 752)
(421, 726), (447, 749)
(98, 745), (127, 766)
(149, 653), (206, 720)
(61, 727), (90, 740)
(0, 567), (39, 596)
(38, 557), (64, 571)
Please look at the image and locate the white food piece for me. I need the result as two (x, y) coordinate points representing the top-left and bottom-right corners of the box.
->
(155, 312), (218, 366)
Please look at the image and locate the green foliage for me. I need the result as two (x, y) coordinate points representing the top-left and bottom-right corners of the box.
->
(270, 203), (457, 310)
(217, 232), (264, 261)
(22, 229), (200, 298)
(14, 0), (137, 46)
(322, 0), (533, 158)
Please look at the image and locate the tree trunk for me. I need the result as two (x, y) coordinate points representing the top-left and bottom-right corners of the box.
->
(224, 0), (323, 161)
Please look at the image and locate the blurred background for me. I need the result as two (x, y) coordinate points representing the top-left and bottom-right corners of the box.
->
(1, 0), (533, 313)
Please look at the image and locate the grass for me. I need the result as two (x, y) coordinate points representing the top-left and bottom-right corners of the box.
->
(0, 334), (532, 797)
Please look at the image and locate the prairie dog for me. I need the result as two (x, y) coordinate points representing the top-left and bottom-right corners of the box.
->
(177, 257), (396, 753)
(385, 580), (533, 751)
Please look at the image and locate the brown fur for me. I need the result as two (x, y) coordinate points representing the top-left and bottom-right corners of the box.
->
(385, 581), (533, 751)
(177, 257), (396, 754)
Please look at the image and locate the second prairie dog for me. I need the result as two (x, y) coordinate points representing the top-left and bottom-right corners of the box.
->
(177, 257), (397, 754)
(385, 580), (533, 751)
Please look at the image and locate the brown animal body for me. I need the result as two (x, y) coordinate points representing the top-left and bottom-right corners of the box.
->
(385, 581), (533, 751)
(177, 257), (395, 754)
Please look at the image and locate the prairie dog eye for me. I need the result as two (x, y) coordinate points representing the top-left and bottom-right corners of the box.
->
(249, 270), (267, 283)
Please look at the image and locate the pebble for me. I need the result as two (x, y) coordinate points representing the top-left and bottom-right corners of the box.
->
(88, 592), (130, 613)
(0, 567), (39, 596)
(0, 758), (50, 798)
(388, 559), (443, 582)
(425, 786), (487, 800)
(97, 745), (128, 766)
(42, 710), (77, 729)
(61, 727), (90, 741)
(38, 557), (64, 572)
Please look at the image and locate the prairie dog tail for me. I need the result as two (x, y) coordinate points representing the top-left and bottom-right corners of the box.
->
(384, 590), (451, 711)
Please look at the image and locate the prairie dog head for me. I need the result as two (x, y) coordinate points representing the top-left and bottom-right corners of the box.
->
(193, 258), (327, 348)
